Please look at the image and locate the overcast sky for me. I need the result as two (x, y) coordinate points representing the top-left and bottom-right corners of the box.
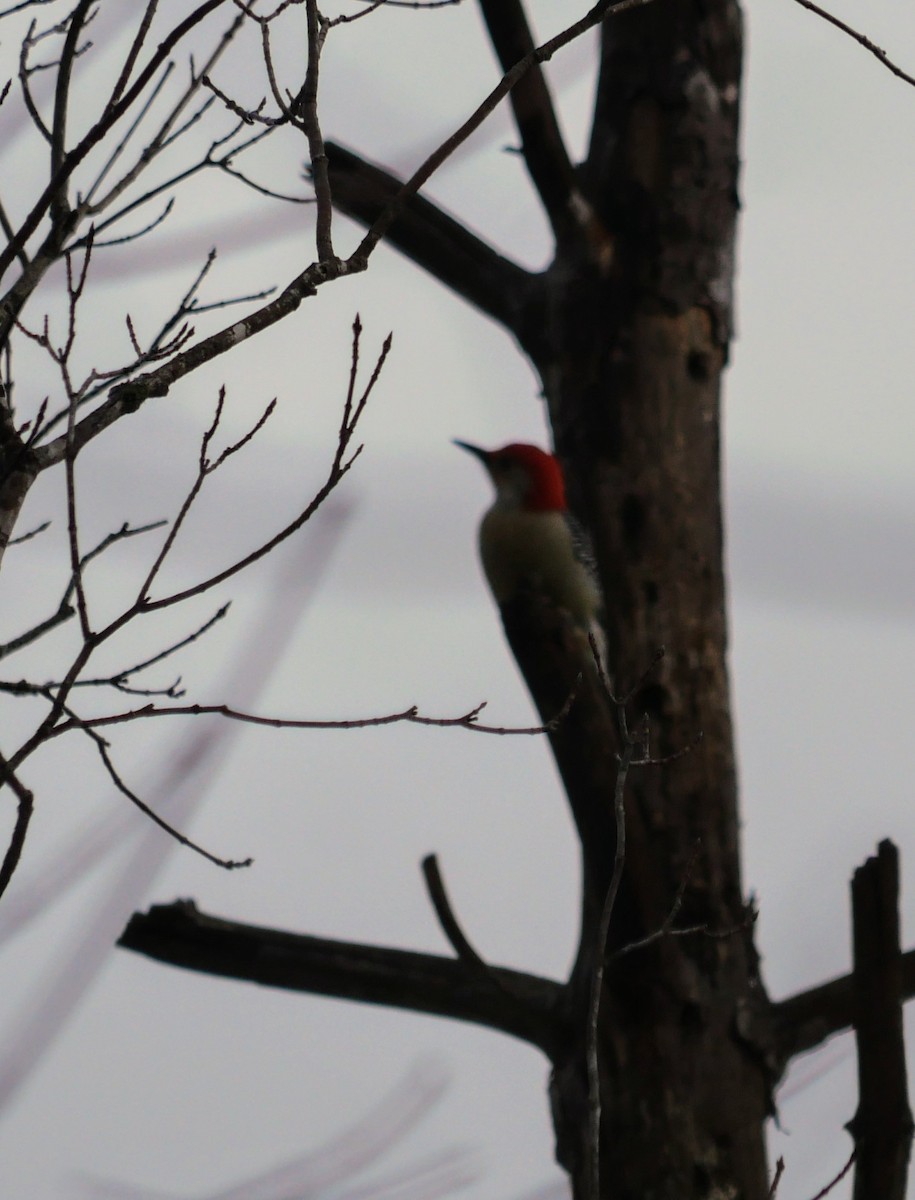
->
(1, 1), (914, 1197)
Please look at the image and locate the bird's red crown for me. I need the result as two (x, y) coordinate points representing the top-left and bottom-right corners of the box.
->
(492, 443), (567, 512)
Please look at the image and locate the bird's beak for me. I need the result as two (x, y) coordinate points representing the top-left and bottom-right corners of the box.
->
(453, 439), (489, 464)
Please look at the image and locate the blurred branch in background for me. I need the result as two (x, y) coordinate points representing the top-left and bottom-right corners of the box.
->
(77, 1059), (478, 1200)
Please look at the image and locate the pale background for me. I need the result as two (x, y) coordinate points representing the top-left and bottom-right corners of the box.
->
(0, 1), (913, 1196)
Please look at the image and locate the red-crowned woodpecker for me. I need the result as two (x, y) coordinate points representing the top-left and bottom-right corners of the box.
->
(454, 441), (603, 645)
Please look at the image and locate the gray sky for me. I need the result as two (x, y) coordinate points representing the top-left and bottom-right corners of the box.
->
(1, 1), (914, 1197)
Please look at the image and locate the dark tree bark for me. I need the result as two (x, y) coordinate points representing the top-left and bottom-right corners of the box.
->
(528, 4), (773, 1197)
(848, 841), (913, 1200)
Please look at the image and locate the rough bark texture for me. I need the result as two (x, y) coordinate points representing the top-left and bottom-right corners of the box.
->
(120, 899), (565, 1055)
(498, 3), (775, 1197)
(849, 841), (913, 1200)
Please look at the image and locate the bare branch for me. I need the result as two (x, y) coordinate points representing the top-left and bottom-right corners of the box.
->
(791, 0), (915, 89)
(97, 322), (387, 613)
(0, 0), (231, 286)
(0, 520), (165, 661)
(89, 199), (175, 248)
(107, 0), (158, 108)
(353, 0), (658, 263)
(325, 141), (540, 335)
(119, 899), (565, 1054)
(585, 670), (641, 1200)
(11, 0), (639, 461)
(50, 0), (96, 221)
(302, 0), (334, 259)
(33, 253), (216, 443)
(18, 20), (53, 145)
(85, 6), (250, 217)
(57, 237), (98, 639)
(49, 699), (557, 739)
(608, 840), (697, 960)
(78, 717), (252, 869)
(767, 1157), (785, 1199)
(326, 0), (463, 25)
(30, 256), (359, 466)
(2, 603), (233, 697)
(215, 154), (311, 203)
(7, 518), (50, 546)
(0, 602), (75, 660)
(808, 1150), (856, 1200)
(478, 0), (583, 243)
(421, 853), (510, 993)
(0, 752), (34, 901)
(774, 943), (915, 1066)
(81, 61), (177, 208)
(132, 388), (273, 603)
(340, 0), (461, 10)
(0, 0), (59, 18)
(0, 194), (28, 272)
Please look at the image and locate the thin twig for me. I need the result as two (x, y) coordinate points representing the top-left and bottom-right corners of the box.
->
(92, 200), (175, 249)
(0, 602), (75, 660)
(8, 519), (51, 546)
(103, 603), (230, 690)
(78, 716), (252, 869)
(107, 0), (159, 109)
(18, 19), (53, 145)
(807, 1149), (856, 1200)
(421, 853), (509, 993)
(5, 603), (233, 699)
(34, 253), (215, 442)
(83, 61), (176, 207)
(60, 238), (96, 640)
(791, 0), (915, 88)
(584, 641), (669, 1200)
(50, 0), (96, 222)
(586, 702), (638, 1200)
(19, 0), (657, 449)
(0, 0), (231, 283)
(134, 388), (276, 603)
(47, 700), (557, 739)
(0, 0), (60, 18)
(302, 0), (334, 259)
(120, 324), (386, 614)
(0, 752), (34, 901)
(767, 1156), (785, 1199)
(85, 6), (250, 217)
(608, 840), (702, 961)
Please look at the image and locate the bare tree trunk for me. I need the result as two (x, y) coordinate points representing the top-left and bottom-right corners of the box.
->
(479, 3), (772, 1197)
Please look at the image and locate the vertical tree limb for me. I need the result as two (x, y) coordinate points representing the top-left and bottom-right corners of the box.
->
(849, 839), (913, 1200)
(477, 0), (582, 242)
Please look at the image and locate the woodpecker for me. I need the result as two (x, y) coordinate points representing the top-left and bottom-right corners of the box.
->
(454, 441), (603, 648)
